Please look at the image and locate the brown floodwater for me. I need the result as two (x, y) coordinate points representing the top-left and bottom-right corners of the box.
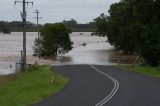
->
(0, 32), (114, 74)
(53, 42), (116, 65)
(0, 32), (116, 65)
(0, 32), (142, 75)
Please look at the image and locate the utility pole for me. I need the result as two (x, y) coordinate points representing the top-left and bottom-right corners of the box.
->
(14, 0), (33, 71)
(33, 10), (42, 38)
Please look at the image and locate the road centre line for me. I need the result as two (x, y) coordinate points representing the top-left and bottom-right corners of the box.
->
(89, 65), (119, 106)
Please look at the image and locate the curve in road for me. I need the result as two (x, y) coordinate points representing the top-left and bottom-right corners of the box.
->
(34, 65), (160, 106)
(89, 65), (119, 106)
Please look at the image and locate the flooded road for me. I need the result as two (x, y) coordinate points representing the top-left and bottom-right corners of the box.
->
(0, 32), (115, 65)
(47, 32), (115, 65)
(54, 42), (114, 65)
(0, 32), (117, 75)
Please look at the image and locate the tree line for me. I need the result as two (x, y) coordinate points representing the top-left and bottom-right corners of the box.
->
(62, 19), (95, 32)
(0, 21), (39, 33)
(94, 0), (160, 66)
(0, 21), (11, 34)
(0, 19), (95, 33)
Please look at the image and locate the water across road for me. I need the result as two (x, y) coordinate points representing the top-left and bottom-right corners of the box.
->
(0, 32), (115, 75)
(54, 42), (115, 65)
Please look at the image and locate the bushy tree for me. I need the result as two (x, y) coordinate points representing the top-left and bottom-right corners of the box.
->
(2, 27), (11, 34)
(33, 23), (73, 57)
(93, 14), (108, 37)
(0, 22), (11, 34)
(94, 0), (160, 66)
(139, 20), (160, 66)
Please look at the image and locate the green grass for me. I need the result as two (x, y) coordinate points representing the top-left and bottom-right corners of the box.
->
(117, 65), (160, 78)
(0, 65), (69, 106)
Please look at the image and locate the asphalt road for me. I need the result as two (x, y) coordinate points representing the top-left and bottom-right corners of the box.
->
(34, 65), (160, 106)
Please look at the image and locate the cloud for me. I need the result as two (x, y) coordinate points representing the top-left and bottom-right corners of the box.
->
(0, 0), (120, 24)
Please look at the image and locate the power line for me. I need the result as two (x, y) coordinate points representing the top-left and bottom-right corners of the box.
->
(33, 10), (42, 38)
(14, 0), (33, 71)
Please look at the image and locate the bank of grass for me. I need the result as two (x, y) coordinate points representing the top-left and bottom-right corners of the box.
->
(117, 65), (160, 78)
(0, 65), (69, 106)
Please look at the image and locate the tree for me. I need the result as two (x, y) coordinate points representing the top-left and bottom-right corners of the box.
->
(33, 23), (73, 57)
(63, 19), (77, 27)
(139, 20), (160, 66)
(0, 21), (11, 34)
(93, 13), (108, 37)
(62, 19), (95, 32)
(2, 26), (11, 34)
(94, 0), (160, 66)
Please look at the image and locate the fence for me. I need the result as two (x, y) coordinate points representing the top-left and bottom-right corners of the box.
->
(109, 55), (144, 65)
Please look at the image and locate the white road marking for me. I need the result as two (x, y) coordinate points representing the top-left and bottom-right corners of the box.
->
(89, 65), (119, 106)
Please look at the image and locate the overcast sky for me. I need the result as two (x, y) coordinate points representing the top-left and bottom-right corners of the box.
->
(0, 0), (120, 24)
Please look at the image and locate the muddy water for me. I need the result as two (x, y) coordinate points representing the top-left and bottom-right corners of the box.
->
(53, 32), (114, 65)
(0, 32), (115, 65)
(54, 42), (114, 65)
(0, 32), (117, 75)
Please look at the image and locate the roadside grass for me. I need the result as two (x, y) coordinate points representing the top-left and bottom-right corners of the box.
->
(117, 65), (160, 78)
(0, 65), (69, 106)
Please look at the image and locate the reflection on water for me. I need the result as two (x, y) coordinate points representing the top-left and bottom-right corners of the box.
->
(54, 42), (115, 65)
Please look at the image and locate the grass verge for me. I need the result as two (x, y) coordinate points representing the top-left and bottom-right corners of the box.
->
(0, 65), (69, 106)
(117, 65), (160, 78)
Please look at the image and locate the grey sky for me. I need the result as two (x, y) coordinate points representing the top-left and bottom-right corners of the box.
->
(0, 0), (120, 24)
